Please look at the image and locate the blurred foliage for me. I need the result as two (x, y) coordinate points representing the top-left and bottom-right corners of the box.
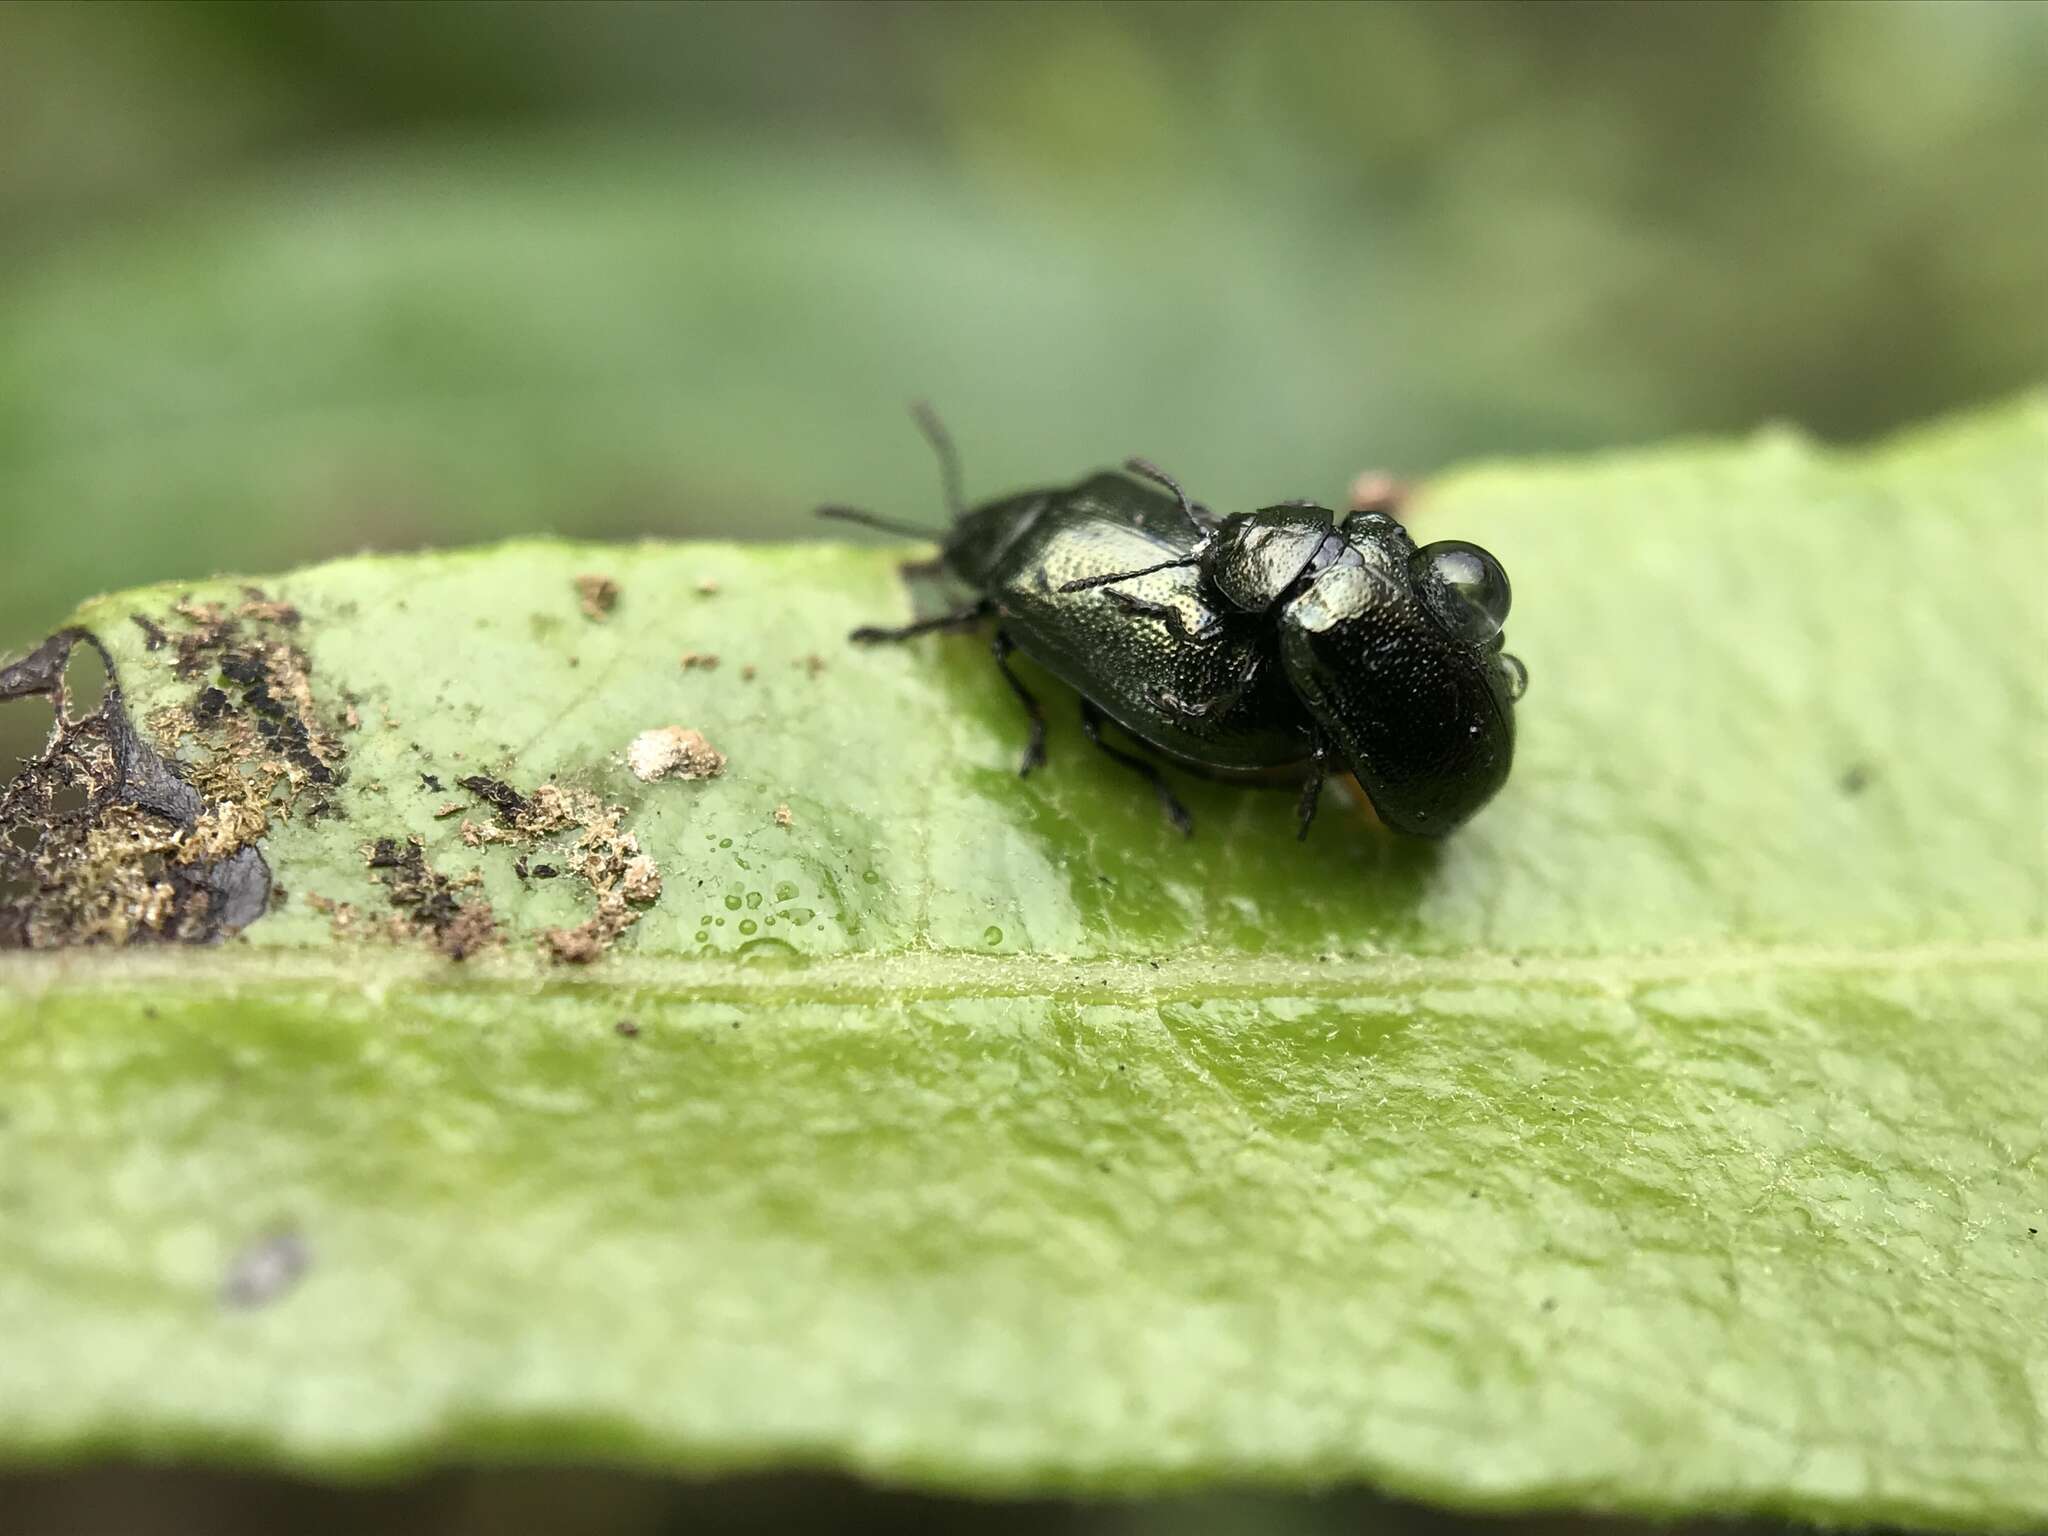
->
(1, 1), (2043, 658)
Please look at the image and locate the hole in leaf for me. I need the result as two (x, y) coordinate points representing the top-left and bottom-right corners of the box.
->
(61, 643), (108, 721)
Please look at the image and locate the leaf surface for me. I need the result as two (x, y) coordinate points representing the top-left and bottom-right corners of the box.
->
(1, 397), (2044, 1528)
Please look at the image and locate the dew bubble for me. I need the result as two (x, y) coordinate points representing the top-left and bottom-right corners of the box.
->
(1498, 652), (1529, 701)
(739, 919), (758, 935)
(736, 935), (801, 965)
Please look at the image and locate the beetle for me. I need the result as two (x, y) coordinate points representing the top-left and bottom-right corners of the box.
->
(821, 409), (1526, 839)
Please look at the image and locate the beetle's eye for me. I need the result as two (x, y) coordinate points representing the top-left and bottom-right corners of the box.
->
(1411, 540), (1511, 644)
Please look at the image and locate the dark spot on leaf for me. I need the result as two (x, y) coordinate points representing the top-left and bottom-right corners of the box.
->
(360, 835), (497, 960)
(220, 1230), (310, 1310)
(366, 837), (410, 870)
(532, 864), (559, 879)
(420, 772), (443, 792)
(1840, 763), (1873, 796)
(130, 614), (168, 651)
(616, 1018), (640, 1038)
(459, 773), (528, 818)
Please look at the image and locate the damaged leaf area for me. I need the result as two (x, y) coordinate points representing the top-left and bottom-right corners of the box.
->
(0, 399), (2045, 1528)
(3, 582), (670, 966)
(0, 629), (272, 947)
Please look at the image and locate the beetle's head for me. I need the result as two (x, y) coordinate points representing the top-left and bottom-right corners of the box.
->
(1276, 511), (1526, 837)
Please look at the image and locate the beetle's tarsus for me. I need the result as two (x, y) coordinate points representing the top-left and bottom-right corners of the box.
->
(1296, 774), (1324, 841)
(1079, 698), (1194, 837)
(991, 628), (1047, 775)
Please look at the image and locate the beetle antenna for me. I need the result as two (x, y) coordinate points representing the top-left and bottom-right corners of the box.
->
(1124, 457), (1208, 540)
(911, 401), (966, 520)
(816, 505), (939, 540)
(1058, 555), (1199, 594)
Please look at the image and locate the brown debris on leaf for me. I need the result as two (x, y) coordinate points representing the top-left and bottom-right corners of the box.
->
(453, 775), (664, 965)
(574, 573), (620, 621)
(774, 803), (793, 827)
(679, 651), (719, 671)
(363, 835), (497, 961)
(626, 726), (726, 783)
(236, 587), (302, 627)
(157, 590), (343, 795)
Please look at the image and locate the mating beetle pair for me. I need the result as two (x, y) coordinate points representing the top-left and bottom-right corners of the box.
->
(823, 410), (1525, 839)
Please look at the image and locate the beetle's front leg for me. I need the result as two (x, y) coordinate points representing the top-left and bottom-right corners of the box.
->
(1295, 734), (1332, 842)
(1100, 587), (1220, 647)
(1153, 643), (1257, 725)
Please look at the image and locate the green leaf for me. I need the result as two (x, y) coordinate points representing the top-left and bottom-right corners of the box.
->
(2, 396), (2044, 1529)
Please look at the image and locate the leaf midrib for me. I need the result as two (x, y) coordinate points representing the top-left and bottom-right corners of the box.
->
(3, 937), (2040, 1006)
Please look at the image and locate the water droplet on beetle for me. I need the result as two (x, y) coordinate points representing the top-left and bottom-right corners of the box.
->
(744, 890), (762, 910)
(983, 925), (1003, 946)
(1498, 652), (1529, 701)
(861, 869), (880, 885)
(774, 881), (798, 902)
(739, 919), (757, 935)
(718, 837), (732, 849)
(724, 894), (742, 911)
(1413, 540), (1511, 643)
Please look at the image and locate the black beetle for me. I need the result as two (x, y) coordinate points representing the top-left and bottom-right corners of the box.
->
(822, 409), (1526, 839)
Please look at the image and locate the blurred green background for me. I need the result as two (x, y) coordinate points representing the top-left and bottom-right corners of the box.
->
(1, 2), (2043, 1530)
(3, 0), (2043, 664)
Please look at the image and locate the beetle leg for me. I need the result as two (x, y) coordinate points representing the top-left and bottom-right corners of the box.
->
(990, 628), (1048, 776)
(849, 599), (991, 644)
(1295, 737), (1332, 842)
(1078, 698), (1194, 838)
(1155, 639), (1260, 724)
(1295, 775), (1324, 841)
(1100, 587), (1221, 646)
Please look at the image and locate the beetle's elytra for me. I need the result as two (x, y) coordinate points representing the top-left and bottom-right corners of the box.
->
(821, 409), (1526, 839)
